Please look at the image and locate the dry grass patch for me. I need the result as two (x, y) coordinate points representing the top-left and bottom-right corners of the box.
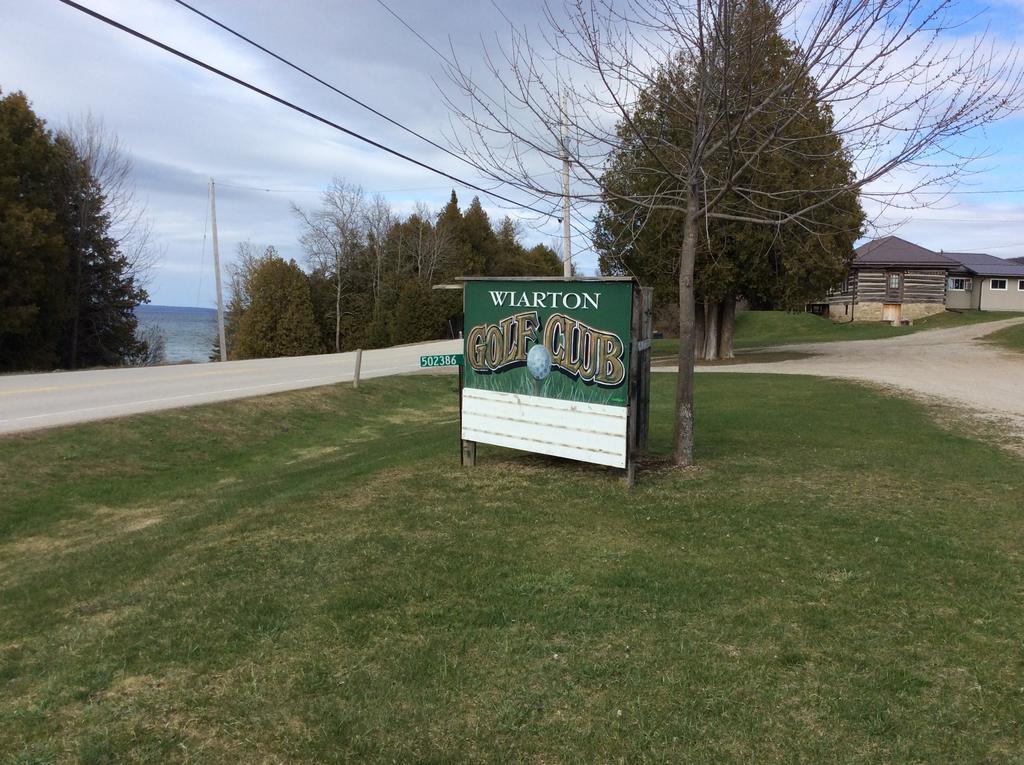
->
(384, 405), (458, 425)
(286, 445), (344, 463)
(0, 503), (168, 586)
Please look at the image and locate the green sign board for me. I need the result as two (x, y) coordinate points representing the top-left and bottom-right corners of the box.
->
(462, 279), (633, 406)
(420, 353), (464, 368)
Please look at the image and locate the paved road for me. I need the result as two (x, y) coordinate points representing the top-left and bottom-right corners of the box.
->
(662, 316), (1024, 442)
(0, 339), (462, 435)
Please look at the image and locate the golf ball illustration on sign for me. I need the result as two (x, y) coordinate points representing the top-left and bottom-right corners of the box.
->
(527, 344), (551, 396)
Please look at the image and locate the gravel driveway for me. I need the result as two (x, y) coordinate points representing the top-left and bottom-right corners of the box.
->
(660, 316), (1024, 443)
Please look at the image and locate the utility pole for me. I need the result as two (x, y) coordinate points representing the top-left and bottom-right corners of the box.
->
(560, 91), (572, 278)
(209, 179), (228, 362)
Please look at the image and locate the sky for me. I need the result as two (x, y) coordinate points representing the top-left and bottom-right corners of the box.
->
(3, 0), (1024, 307)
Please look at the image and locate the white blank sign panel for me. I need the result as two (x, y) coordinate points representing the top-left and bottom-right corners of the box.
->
(461, 388), (628, 468)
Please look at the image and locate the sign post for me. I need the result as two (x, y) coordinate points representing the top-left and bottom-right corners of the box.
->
(459, 277), (650, 481)
(459, 359), (476, 468)
(419, 353), (469, 465)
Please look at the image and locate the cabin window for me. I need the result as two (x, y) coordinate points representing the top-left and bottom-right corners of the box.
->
(828, 276), (851, 295)
(1018, 279), (1024, 291)
(949, 277), (972, 291)
(991, 279), (1008, 291)
(888, 273), (901, 289)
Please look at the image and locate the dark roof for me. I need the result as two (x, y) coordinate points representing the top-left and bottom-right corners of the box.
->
(941, 251), (1024, 278)
(1011, 256), (1024, 265)
(854, 237), (959, 269)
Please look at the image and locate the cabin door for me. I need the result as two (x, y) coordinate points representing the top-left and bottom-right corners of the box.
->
(882, 303), (902, 323)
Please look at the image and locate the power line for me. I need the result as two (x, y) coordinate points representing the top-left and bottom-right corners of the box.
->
(374, 0), (457, 69)
(975, 242), (1024, 250)
(55, 0), (558, 220)
(867, 188), (1024, 196)
(222, 181), (466, 195)
(212, 178), (593, 242)
(879, 215), (1024, 223)
(170, 0), (472, 170)
(372, 0), (589, 247)
(941, 188), (1024, 195)
(215, 181), (323, 194)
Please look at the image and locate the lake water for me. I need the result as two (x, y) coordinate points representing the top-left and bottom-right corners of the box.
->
(135, 305), (218, 364)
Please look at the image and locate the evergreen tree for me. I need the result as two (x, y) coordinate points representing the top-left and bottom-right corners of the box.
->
(0, 91), (69, 371)
(594, 4), (863, 357)
(461, 197), (496, 275)
(491, 217), (562, 276)
(233, 254), (321, 359)
(391, 281), (443, 344)
(213, 240), (265, 361)
(307, 266), (342, 352)
(522, 243), (562, 276)
(492, 217), (526, 276)
(0, 89), (148, 371)
(292, 185), (575, 353)
(435, 190), (470, 279)
(53, 135), (147, 368)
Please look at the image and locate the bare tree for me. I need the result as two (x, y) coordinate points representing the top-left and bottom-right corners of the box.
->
(56, 114), (158, 367)
(400, 202), (456, 285)
(425, 212), (456, 286)
(363, 194), (394, 314)
(129, 324), (168, 367)
(443, 0), (1024, 466)
(292, 179), (366, 352)
(60, 113), (158, 289)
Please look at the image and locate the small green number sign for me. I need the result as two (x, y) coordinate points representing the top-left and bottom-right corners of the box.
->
(420, 353), (464, 368)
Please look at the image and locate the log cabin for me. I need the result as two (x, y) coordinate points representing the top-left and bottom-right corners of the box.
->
(825, 236), (1024, 322)
(826, 237), (954, 323)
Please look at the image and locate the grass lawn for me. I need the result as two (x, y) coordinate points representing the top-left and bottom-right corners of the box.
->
(986, 321), (1024, 354)
(2, 374), (1024, 762)
(652, 309), (1024, 356)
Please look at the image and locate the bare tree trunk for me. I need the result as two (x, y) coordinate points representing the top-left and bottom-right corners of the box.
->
(719, 298), (736, 359)
(694, 302), (706, 360)
(371, 255), (381, 315)
(396, 227), (404, 280)
(70, 192), (88, 369)
(417, 223), (425, 281)
(70, 260), (82, 368)
(292, 179), (365, 353)
(70, 266), (82, 368)
(674, 191), (699, 467)
(335, 268), (342, 353)
(704, 302), (720, 362)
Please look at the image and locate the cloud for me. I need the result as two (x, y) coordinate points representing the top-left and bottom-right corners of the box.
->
(3, 0), (1023, 305)
(1, 0), (571, 305)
